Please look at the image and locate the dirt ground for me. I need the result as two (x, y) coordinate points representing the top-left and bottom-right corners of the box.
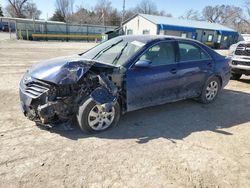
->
(0, 39), (250, 188)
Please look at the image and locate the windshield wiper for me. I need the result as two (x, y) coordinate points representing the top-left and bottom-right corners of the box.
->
(112, 42), (128, 65)
(92, 39), (123, 60)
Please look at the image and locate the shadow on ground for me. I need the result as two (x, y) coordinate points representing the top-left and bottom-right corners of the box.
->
(45, 89), (250, 143)
(237, 77), (250, 84)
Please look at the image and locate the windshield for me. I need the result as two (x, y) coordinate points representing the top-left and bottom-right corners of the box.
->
(81, 37), (145, 66)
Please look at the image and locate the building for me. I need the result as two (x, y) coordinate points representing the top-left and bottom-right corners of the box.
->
(122, 14), (239, 49)
(0, 17), (116, 41)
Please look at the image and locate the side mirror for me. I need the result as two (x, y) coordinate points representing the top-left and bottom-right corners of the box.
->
(134, 60), (152, 68)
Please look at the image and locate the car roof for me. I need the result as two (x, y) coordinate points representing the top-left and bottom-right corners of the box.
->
(116, 34), (198, 44)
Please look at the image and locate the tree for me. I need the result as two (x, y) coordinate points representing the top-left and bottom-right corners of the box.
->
(23, 2), (41, 19)
(133, 0), (172, 17)
(50, 9), (65, 22)
(69, 7), (99, 24)
(134, 0), (158, 15)
(6, 0), (41, 19)
(158, 10), (172, 17)
(242, 1), (250, 29)
(202, 5), (243, 24)
(108, 8), (121, 26)
(55, 0), (75, 22)
(202, 5), (246, 33)
(180, 9), (201, 21)
(6, 0), (28, 18)
(0, 4), (3, 17)
(124, 8), (135, 21)
(94, 0), (113, 25)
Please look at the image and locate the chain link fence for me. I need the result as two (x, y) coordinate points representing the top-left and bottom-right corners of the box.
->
(0, 17), (116, 42)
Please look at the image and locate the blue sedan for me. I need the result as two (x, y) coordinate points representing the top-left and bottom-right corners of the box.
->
(19, 35), (231, 133)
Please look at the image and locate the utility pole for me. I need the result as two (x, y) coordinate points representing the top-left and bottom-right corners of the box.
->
(121, 0), (125, 34)
(121, 0), (125, 25)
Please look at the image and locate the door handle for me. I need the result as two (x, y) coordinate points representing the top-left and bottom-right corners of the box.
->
(170, 68), (177, 74)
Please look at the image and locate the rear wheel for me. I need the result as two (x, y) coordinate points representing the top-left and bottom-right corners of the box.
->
(231, 73), (242, 80)
(199, 77), (221, 104)
(77, 97), (120, 133)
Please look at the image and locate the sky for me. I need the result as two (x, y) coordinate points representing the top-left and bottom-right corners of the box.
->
(0, 0), (246, 20)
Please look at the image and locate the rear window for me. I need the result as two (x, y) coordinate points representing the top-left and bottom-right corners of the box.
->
(179, 42), (210, 62)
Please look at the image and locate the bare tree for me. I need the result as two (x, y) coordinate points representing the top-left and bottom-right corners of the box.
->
(202, 5), (222, 23)
(202, 5), (246, 33)
(6, 0), (28, 18)
(180, 9), (201, 20)
(94, 0), (113, 25)
(243, 1), (250, 28)
(133, 0), (172, 17)
(0, 4), (3, 17)
(70, 6), (99, 24)
(124, 8), (136, 21)
(134, 0), (158, 15)
(55, 0), (75, 22)
(159, 10), (172, 17)
(23, 2), (41, 19)
(6, 0), (41, 19)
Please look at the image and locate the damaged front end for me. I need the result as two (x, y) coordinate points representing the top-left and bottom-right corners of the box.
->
(19, 57), (123, 127)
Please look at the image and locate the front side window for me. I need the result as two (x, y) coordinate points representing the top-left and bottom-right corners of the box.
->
(178, 42), (210, 62)
(139, 42), (176, 66)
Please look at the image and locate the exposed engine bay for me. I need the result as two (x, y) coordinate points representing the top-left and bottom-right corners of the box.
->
(19, 58), (126, 127)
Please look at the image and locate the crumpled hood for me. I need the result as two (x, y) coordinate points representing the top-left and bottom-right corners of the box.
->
(29, 55), (94, 85)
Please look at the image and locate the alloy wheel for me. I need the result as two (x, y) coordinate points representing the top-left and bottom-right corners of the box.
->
(87, 104), (115, 131)
(205, 81), (219, 101)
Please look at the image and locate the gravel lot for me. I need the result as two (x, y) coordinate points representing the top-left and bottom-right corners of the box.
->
(0, 39), (250, 188)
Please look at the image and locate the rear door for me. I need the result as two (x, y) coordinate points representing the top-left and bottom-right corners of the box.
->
(126, 41), (179, 111)
(177, 41), (214, 99)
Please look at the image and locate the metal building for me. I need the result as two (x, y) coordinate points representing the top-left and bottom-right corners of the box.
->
(122, 14), (239, 49)
(0, 17), (116, 41)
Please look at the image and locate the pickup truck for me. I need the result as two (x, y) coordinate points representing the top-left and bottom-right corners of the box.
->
(230, 41), (250, 80)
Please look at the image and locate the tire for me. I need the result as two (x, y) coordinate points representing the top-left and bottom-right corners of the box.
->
(198, 77), (221, 104)
(231, 73), (242, 80)
(77, 97), (120, 133)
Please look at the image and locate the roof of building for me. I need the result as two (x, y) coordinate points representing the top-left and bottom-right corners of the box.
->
(123, 14), (238, 35)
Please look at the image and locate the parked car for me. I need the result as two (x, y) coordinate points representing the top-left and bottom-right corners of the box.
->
(230, 41), (250, 80)
(19, 35), (231, 133)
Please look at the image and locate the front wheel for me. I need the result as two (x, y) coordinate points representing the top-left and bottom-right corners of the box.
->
(198, 77), (221, 104)
(77, 98), (120, 133)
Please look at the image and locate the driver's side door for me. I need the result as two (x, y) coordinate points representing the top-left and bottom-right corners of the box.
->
(126, 41), (179, 112)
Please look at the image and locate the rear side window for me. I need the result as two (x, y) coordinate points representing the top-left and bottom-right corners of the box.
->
(178, 42), (210, 62)
(140, 42), (176, 66)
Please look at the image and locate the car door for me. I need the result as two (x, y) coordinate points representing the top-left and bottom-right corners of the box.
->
(126, 41), (179, 112)
(177, 41), (214, 99)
